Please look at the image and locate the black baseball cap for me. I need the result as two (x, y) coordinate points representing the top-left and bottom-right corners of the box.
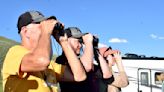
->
(64, 27), (88, 39)
(17, 10), (56, 33)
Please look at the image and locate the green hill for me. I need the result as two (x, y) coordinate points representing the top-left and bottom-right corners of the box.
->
(0, 36), (19, 69)
(0, 36), (19, 92)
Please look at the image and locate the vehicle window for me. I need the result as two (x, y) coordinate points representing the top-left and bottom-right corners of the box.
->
(155, 72), (164, 85)
(141, 72), (149, 86)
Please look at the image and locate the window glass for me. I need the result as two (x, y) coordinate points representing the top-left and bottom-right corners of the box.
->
(141, 72), (149, 86)
(155, 72), (164, 85)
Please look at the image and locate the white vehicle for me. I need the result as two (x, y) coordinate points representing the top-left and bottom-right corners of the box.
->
(112, 54), (164, 92)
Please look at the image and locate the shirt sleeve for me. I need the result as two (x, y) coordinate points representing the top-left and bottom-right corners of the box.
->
(2, 45), (29, 78)
(48, 61), (66, 80)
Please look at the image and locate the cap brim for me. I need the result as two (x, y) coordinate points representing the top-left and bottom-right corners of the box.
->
(47, 16), (57, 20)
(33, 16), (56, 23)
(72, 33), (88, 39)
(32, 17), (46, 23)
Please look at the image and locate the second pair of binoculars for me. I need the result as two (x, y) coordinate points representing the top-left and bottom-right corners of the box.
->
(78, 35), (99, 49)
(52, 23), (99, 48)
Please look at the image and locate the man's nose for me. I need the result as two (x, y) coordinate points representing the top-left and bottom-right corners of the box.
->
(78, 43), (82, 48)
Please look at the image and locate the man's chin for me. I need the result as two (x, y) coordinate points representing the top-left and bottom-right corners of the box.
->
(76, 51), (80, 54)
(76, 51), (80, 56)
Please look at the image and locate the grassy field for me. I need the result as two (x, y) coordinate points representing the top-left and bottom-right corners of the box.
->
(0, 36), (19, 92)
(0, 77), (2, 92)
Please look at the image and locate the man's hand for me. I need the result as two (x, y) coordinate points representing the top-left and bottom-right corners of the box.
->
(59, 33), (68, 44)
(82, 33), (93, 44)
(113, 51), (122, 62)
(106, 55), (114, 67)
(40, 19), (58, 35)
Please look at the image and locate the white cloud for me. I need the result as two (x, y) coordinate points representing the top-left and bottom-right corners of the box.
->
(109, 38), (128, 43)
(150, 34), (164, 40)
(150, 34), (157, 39)
(98, 43), (108, 48)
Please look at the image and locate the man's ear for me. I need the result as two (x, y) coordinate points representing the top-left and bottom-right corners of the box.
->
(20, 26), (30, 39)
(20, 26), (26, 34)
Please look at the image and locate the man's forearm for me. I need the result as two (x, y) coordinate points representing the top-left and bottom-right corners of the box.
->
(98, 54), (113, 79)
(21, 33), (52, 72)
(80, 43), (94, 72)
(61, 41), (86, 82)
(111, 72), (129, 87)
(34, 32), (51, 59)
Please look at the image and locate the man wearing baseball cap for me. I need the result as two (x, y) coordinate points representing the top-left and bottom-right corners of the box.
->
(55, 27), (94, 92)
(2, 10), (86, 92)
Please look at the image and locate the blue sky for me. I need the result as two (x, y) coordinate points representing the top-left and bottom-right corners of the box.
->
(0, 0), (164, 57)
